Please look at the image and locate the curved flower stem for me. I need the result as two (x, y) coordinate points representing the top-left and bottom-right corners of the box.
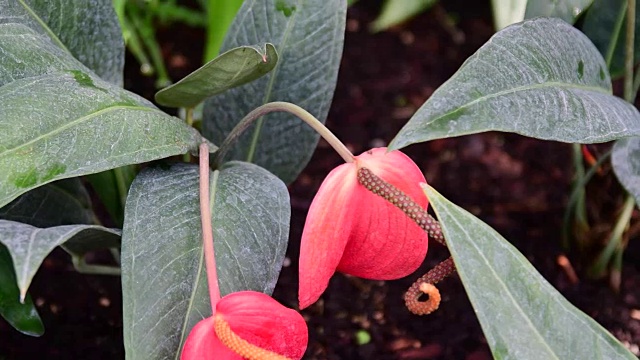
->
(200, 142), (221, 315)
(357, 167), (455, 315)
(213, 102), (354, 168)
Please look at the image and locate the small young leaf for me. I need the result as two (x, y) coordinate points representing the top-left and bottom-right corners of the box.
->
(491, 0), (527, 30)
(203, 0), (346, 184)
(369, 0), (437, 32)
(0, 0), (124, 85)
(583, 0), (640, 78)
(0, 220), (120, 302)
(122, 162), (290, 359)
(524, 0), (593, 24)
(612, 137), (640, 206)
(0, 245), (44, 337)
(0, 178), (94, 227)
(155, 44), (278, 108)
(424, 185), (637, 360)
(389, 18), (640, 150)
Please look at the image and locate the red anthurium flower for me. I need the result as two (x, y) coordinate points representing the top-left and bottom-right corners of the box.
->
(299, 147), (429, 309)
(181, 291), (308, 360)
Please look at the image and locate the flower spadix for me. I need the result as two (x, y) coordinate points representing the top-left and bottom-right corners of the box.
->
(181, 291), (308, 360)
(299, 147), (429, 309)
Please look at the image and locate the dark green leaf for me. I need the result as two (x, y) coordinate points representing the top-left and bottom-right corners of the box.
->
(583, 0), (640, 78)
(203, 0), (346, 184)
(0, 178), (94, 227)
(390, 18), (640, 150)
(85, 166), (137, 227)
(525, 0), (593, 24)
(0, 0), (124, 85)
(122, 162), (289, 359)
(155, 44), (278, 108)
(0, 24), (204, 209)
(0, 245), (44, 337)
(613, 137), (640, 206)
(370, 0), (437, 32)
(0, 220), (120, 301)
(424, 184), (636, 359)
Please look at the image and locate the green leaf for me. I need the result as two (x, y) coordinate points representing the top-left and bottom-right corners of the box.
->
(0, 0), (124, 85)
(389, 18), (640, 150)
(370, 0), (437, 32)
(155, 44), (278, 108)
(0, 245), (44, 337)
(0, 23), (204, 209)
(491, 0), (526, 30)
(122, 162), (290, 359)
(525, 0), (593, 24)
(203, 0), (346, 184)
(424, 184), (637, 360)
(0, 220), (120, 301)
(613, 137), (640, 206)
(0, 178), (94, 227)
(202, 0), (244, 62)
(582, 0), (640, 78)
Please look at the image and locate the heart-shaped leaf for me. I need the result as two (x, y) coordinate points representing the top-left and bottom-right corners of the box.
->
(613, 137), (640, 206)
(424, 184), (636, 359)
(525, 0), (593, 24)
(389, 17), (640, 150)
(156, 44), (278, 108)
(0, 220), (120, 301)
(0, 23), (204, 208)
(583, 0), (640, 78)
(122, 161), (290, 359)
(0, 0), (124, 85)
(0, 178), (94, 227)
(203, 0), (346, 184)
(0, 245), (44, 337)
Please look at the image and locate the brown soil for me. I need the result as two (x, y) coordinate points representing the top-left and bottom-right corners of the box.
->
(2, 1), (640, 359)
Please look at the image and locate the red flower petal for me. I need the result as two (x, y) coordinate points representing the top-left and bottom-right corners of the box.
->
(181, 316), (241, 360)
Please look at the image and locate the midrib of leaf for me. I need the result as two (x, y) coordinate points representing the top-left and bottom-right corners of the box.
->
(425, 81), (611, 126)
(173, 170), (219, 360)
(431, 193), (559, 359)
(245, 0), (302, 163)
(16, 0), (71, 54)
(0, 105), (158, 158)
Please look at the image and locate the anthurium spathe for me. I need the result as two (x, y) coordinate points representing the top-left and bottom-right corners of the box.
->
(181, 291), (308, 360)
(299, 147), (429, 309)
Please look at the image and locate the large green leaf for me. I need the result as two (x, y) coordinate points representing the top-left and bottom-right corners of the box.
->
(389, 18), (640, 150)
(122, 162), (290, 359)
(424, 185), (636, 359)
(0, 245), (43, 337)
(156, 44), (278, 108)
(203, 0), (346, 184)
(613, 137), (640, 206)
(0, 220), (120, 301)
(0, 178), (94, 227)
(0, 0), (124, 85)
(0, 23), (204, 208)
(583, 0), (640, 78)
(525, 0), (593, 24)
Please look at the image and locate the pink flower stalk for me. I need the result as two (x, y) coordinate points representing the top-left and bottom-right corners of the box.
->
(299, 147), (429, 309)
(181, 291), (308, 360)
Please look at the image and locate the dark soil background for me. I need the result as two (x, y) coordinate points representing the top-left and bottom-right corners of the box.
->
(2, 1), (640, 359)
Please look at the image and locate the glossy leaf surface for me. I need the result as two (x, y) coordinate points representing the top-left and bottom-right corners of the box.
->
(0, 23), (203, 208)
(203, 0), (346, 183)
(156, 44), (278, 108)
(0, 0), (124, 85)
(613, 137), (640, 206)
(122, 162), (289, 359)
(0, 245), (44, 337)
(425, 185), (636, 360)
(390, 18), (640, 150)
(0, 220), (120, 301)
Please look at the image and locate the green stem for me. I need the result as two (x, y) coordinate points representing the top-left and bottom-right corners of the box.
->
(605, 1), (628, 68)
(200, 143), (220, 315)
(214, 102), (355, 168)
(113, 167), (129, 212)
(591, 195), (635, 277)
(625, 0), (636, 102)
